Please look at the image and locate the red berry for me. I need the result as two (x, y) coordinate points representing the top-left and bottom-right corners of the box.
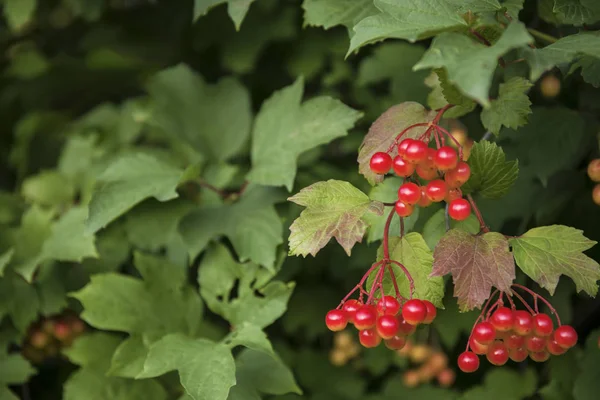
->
(359, 328), (382, 348)
(469, 337), (489, 355)
(532, 313), (554, 337)
(393, 156), (415, 177)
(385, 335), (407, 350)
(505, 333), (525, 349)
(398, 182), (422, 205)
(417, 187), (432, 207)
(354, 305), (377, 330)
(434, 146), (458, 170)
(395, 201), (414, 217)
(490, 307), (514, 332)
(472, 321), (496, 345)
(398, 139), (414, 157)
(445, 161), (471, 188)
(30, 331), (49, 349)
(377, 296), (401, 316)
(376, 315), (400, 339)
(425, 179), (448, 202)
(512, 310), (533, 336)
(416, 164), (438, 180)
(445, 188), (462, 203)
(404, 141), (428, 164)
(448, 198), (471, 221)
(54, 322), (71, 341)
(325, 310), (348, 332)
(547, 338), (567, 355)
(525, 335), (547, 352)
(529, 351), (550, 362)
(457, 351), (480, 373)
(397, 314), (417, 336)
(370, 152), (392, 174)
(422, 300), (437, 324)
(508, 347), (528, 362)
(342, 300), (362, 324)
(554, 325), (578, 349)
(486, 341), (509, 366)
(402, 299), (427, 325)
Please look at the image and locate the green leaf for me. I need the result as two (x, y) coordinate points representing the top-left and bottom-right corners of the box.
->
(461, 141), (519, 198)
(523, 31), (600, 81)
(553, 0), (600, 26)
(0, 273), (40, 332)
(480, 77), (533, 135)
(462, 368), (537, 400)
(422, 208), (479, 251)
(247, 78), (362, 191)
(147, 64), (252, 161)
(348, 0), (467, 55)
(414, 22), (533, 106)
(0, 250), (14, 278)
(225, 322), (273, 355)
(432, 295), (479, 348)
(138, 334), (236, 400)
(539, 348), (581, 400)
(0, 354), (35, 384)
(179, 186), (284, 269)
(2, 0), (36, 31)
(357, 102), (435, 185)
(288, 180), (383, 257)
(570, 56), (600, 88)
(371, 232), (445, 307)
(302, 0), (378, 30)
(194, 0), (256, 30)
(432, 230), (515, 310)
(21, 170), (75, 207)
(426, 69), (477, 118)
(10, 205), (53, 280)
(64, 332), (122, 372)
(510, 225), (600, 296)
(0, 386), (18, 400)
(64, 368), (167, 400)
(108, 335), (148, 378)
(574, 330), (600, 400)
(235, 349), (302, 395)
(86, 152), (190, 233)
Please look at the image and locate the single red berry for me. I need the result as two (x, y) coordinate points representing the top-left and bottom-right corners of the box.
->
(376, 315), (400, 339)
(54, 322), (71, 341)
(508, 347), (528, 362)
(490, 307), (514, 332)
(434, 146), (458, 171)
(472, 321), (496, 345)
(445, 188), (462, 203)
(525, 335), (547, 352)
(547, 338), (567, 355)
(554, 325), (578, 349)
(404, 140), (428, 164)
(385, 335), (407, 350)
(370, 152), (392, 174)
(30, 331), (50, 349)
(395, 201), (414, 217)
(398, 182), (422, 205)
(469, 336), (489, 355)
(532, 313), (554, 337)
(445, 162), (471, 188)
(417, 187), (432, 207)
(425, 179), (448, 202)
(529, 351), (550, 362)
(505, 333), (525, 349)
(402, 299), (427, 325)
(354, 305), (377, 330)
(486, 341), (509, 366)
(457, 351), (480, 373)
(397, 314), (417, 336)
(422, 300), (437, 324)
(342, 299), (362, 324)
(416, 164), (438, 180)
(398, 139), (415, 157)
(377, 296), (401, 316)
(448, 198), (471, 221)
(392, 156), (415, 177)
(359, 328), (382, 348)
(325, 310), (348, 332)
(512, 310), (534, 336)
(587, 159), (600, 182)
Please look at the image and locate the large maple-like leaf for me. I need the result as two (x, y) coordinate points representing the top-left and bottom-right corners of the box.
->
(357, 102), (435, 185)
(510, 225), (600, 296)
(288, 180), (384, 257)
(431, 230), (515, 310)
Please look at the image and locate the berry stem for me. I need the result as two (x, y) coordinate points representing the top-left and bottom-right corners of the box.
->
(366, 264), (386, 304)
(387, 263), (404, 301)
(510, 289), (536, 314)
(466, 289), (500, 351)
(386, 123), (431, 152)
(382, 208), (395, 260)
(512, 284), (562, 325)
(527, 28), (559, 44)
(389, 260), (415, 298)
(400, 216), (405, 237)
(444, 204), (450, 231)
(337, 260), (384, 308)
(195, 179), (249, 200)
(467, 194), (490, 233)
(435, 125), (464, 160)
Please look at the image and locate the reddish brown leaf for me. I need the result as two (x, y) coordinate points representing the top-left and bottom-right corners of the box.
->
(431, 230), (515, 311)
(357, 102), (435, 185)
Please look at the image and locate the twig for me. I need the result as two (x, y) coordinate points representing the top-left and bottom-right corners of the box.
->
(467, 194), (490, 233)
(481, 131), (493, 141)
(527, 28), (558, 44)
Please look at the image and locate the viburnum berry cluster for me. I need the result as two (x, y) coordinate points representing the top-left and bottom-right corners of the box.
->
(368, 106), (473, 221)
(458, 284), (578, 373)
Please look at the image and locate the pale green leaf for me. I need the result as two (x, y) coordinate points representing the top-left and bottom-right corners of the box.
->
(138, 334), (236, 400)
(64, 368), (167, 400)
(41, 206), (98, 264)
(235, 349), (302, 395)
(447, 0), (502, 13)
(0, 250), (14, 278)
(248, 78), (362, 190)
(0, 273), (40, 332)
(147, 64), (251, 161)
(225, 323), (273, 355)
(109, 335), (148, 378)
(10, 205), (53, 280)
(553, 0), (600, 26)
(510, 225), (600, 296)
(3, 0), (36, 31)
(64, 333), (122, 372)
(21, 170), (75, 207)
(426, 69), (477, 118)
(0, 354), (35, 384)
(480, 77), (533, 135)
(422, 208), (479, 250)
(461, 141), (519, 198)
(348, 0), (467, 55)
(302, 0), (378, 29)
(414, 22), (533, 106)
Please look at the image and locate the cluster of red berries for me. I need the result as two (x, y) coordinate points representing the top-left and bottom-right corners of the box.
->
(325, 296), (437, 349)
(22, 314), (87, 364)
(587, 159), (600, 206)
(457, 307), (578, 373)
(369, 138), (472, 221)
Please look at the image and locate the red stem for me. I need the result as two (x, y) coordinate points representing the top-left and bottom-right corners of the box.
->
(435, 125), (464, 160)
(388, 260), (414, 298)
(387, 264), (404, 300)
(512, 284), (562, 325)
(467, 194), (489, 233)
(510, 289), (536, 314)
(382, 208), (395, 260)
(386, 123), (431, 152)
(336, 260), (384, 308)
(466, 289), (500, 351)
